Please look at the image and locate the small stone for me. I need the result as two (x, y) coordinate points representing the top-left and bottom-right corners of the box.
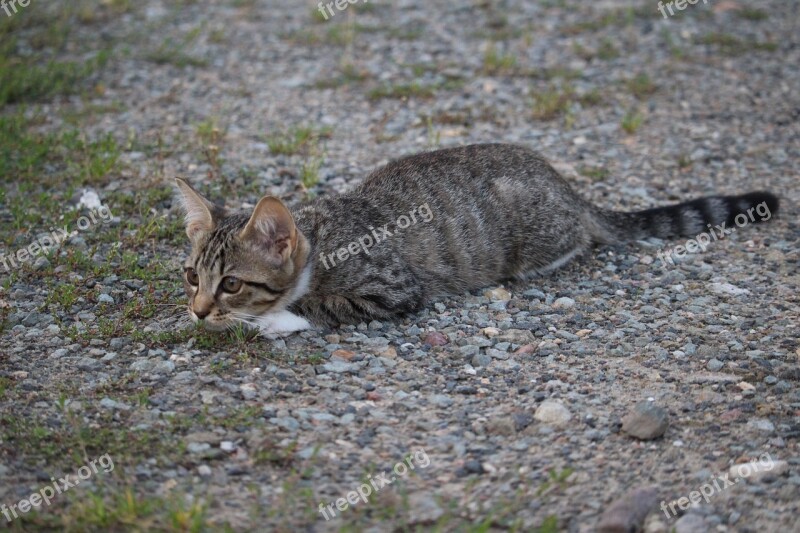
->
(486, 417), (515, 436)
(484, 287), (511, 301)
(423, 331), (448, 346)
(99, 398), (131, 411)
(460, 345), (480, 357)
(673, 513), (707, 533)
(737, 381), (756, 391)
(552, 297), (575, 309)
(321, 360), (359, 374)
(621, 401), (669, 440)
(187, 442), (211, 454)
(515, 344), (536, 355)
(130, 359), (156, 372)
(240, 383), (257, 400)
(430, 394), (454, 408)
(379, 346), (397, 358)
(331, 349), (357, 361)
(76, 357), (103, 371)
(481, 327), (500, 337)
(33, 256), (50, 271)
(597, 486), (659, 533)
(533, 401), (572, 426)
(729, 459), (788, 482)
(745, 418), (775, 434)
(471, 353), (492, 367)
(706, 358), (724, 372)
(197, 465), (212, 477)
(152, 360), (175, 374)
(710, 282), (749, 296)
(97, 294), (114, 304)
(407, 492), (444, 524)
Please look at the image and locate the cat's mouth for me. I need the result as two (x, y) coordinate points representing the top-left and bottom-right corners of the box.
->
(188, 308), (231, 331)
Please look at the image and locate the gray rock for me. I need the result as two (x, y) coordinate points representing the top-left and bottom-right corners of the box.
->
(597, 486), (658, 533)
(621, 402), (669, 440)
(130, 359), (156, 372)
(746, 418), (775, 434)
(674, 513), (707, 533)
(471, 353), (492, 367)
(321, 360), (360, 374)
(552, 297), (576, 309)
(152, 360), (175, 374)
(533, 401), (572, 426)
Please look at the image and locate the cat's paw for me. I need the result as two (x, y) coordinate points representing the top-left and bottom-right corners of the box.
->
(256, 310), (312, 336)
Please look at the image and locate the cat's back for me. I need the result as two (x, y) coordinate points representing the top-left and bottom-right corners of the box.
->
(356, 143), (549, 195)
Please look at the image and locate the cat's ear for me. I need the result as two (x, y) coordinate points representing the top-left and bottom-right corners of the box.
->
(239, 196), (297, 266)
(174, 178), (219, 239)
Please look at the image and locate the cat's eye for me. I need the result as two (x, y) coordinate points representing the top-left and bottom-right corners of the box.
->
(185, 267), (199, 286)
(221, 276), (242, 294)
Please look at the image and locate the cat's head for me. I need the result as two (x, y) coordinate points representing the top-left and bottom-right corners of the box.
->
(175, 178), (309, 330)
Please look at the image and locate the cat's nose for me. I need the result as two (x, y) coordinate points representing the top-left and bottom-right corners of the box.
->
(194, 308), (211, 320)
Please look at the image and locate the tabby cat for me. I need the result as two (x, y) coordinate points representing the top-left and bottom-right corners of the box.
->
(176, 143), (778, 333)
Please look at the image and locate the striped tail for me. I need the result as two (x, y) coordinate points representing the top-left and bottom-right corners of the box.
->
(590, 191), (780, 243)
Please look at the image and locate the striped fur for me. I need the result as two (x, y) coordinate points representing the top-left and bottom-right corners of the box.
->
(176, 144), (780, 330)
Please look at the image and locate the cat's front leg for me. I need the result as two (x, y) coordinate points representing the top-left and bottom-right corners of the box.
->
(255, 310), (312, 336)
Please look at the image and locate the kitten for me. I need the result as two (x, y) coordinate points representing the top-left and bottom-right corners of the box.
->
(176, 143), (779, 334)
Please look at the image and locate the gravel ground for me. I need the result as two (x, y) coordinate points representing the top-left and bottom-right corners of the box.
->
(1, 1), (798, 532)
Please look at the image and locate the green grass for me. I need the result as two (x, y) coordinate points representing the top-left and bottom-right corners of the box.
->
(146, 26), (207, 67)
(313, 62), (371, 89)
(626, 72), (658, 99)
(368, 81), (437, 100)
(621, 109), (644, 134)
(0, 50), (110, 106)
(0, 2), (113, 105)
(265, 125), (332, 156)
(300, 156), (323, 191)
(578, 165), (610, 182)
(531, 83), (603, 122)
(18, 488), (215, 532)
(736, 8), (768, 21)
(696, 33), (778, 56)
(482, 43), (517, 74)
(597, 38), (620, 60)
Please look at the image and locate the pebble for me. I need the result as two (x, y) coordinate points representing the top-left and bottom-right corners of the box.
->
(746, 418), (775, 434)
(422, 331), (448, 346)
(729, 459), (788, 482)
(533, 401), (572, 426)
(673, 513), (707, 533)
(621, 402), (669, 440)
(484, 287), (511, 301)
(321, 360), (360, 374)
(597, 486), (658, 533)
(552, 297), (576, 309)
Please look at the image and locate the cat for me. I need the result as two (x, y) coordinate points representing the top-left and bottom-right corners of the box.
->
(175, 143), (779, 334)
